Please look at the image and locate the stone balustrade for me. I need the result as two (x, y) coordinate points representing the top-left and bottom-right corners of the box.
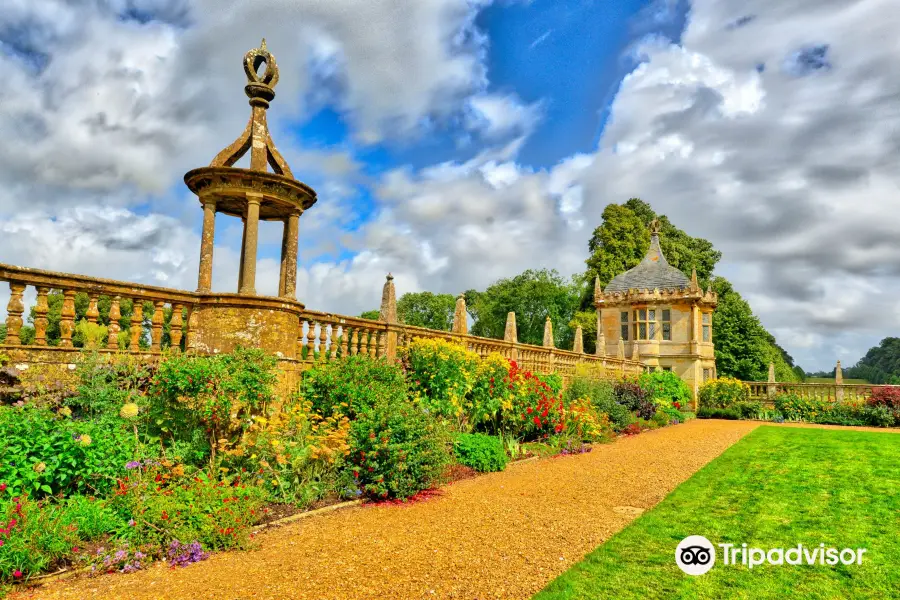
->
(745, 381), (891, 403)
(0, 263), (197, 354)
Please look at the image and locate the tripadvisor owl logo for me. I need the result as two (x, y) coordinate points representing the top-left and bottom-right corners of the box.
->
(675, 535), (716, 575)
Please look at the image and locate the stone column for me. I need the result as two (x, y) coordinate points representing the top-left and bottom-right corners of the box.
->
(197, 197), (217, 292)
(281, 211), (300, 299)
(239, 194), (261, 295)
(596, 310), (606, 357)
(767, 362), (776, 401)
(504, 312), (518, 362)
(237, 217), (247, 293)
(573, 325), (584, 354)
(543, 316), (554, 348)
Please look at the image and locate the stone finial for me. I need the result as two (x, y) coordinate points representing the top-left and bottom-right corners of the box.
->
(768, 362), (776, 383)
(689, 267), (700, 292)
(543, 316), (554, 348)
(835, 360), (843, 384)
(593, 276), (604, 304)
(573, 325), (584, 354)
(617, 339), (625, 360)
(596, 319), (606, 357)
(452, 294), (468, 335)
(649, 218), (661, 236)
(504, 312), (518, 343)
(379, 273), (398, 324)
(632, 341), (641, 363)
(209, 39), (293, 176)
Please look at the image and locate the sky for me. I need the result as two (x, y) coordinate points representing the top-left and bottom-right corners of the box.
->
(1, 0), (899, 373)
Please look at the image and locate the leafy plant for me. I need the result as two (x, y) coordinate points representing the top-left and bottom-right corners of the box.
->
(401, 338), (479, 429)
(696, 406), (741, 420)
(698, 377), (750, 409)
(773, 393), (827, 422)
(0, 493), (81, 583)
(638, 371), (692, 408)
(452, 433), (507, 472)
(614, 380), (655, 420)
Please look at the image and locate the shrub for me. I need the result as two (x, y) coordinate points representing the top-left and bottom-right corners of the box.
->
(614, 381), (655, 420)
(300, 355), (407, 418)
(0, 405), (142, 498)
(223, 398), (352, 507)
(452, 433), (507, 472)
(698, 377), (750, 409)
(69, 352), (154, 419)
(506, 361), (566, 440)
(815, 402), (866, 426)
(638, 371), (692, 408)
(0, 494), (81, 583)
(468, 353), (514, 435)
(401, 339), (479, 429)
(735, 401), (764, 419)
(563, 397), (614, 442)
(148, 348), (278, 467)
(773, 394), (827, 422)
(866, 387), (900, 424)
(347, 394), (452, 500)
(697, 407), (741, 420)
(566, 377), (632, 432)
(108, 465), (267, 551)
(863, 404), (896, 428)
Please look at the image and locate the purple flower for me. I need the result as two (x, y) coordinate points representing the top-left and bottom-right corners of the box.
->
(125, 461), (141, 470)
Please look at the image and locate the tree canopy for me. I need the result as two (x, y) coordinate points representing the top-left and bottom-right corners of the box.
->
(844, 338), (900, 384)
(470, 269), (580, 348)
(397, 292), (456, 331)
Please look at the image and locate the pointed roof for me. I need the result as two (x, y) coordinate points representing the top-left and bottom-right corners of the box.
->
(604, 219), (692, 293)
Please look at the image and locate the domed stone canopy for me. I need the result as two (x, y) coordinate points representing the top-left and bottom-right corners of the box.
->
(604, 219), (691, 293)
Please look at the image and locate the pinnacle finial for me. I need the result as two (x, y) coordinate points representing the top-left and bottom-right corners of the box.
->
(386, 273), (394, 281)
(649, 218), (661, 236)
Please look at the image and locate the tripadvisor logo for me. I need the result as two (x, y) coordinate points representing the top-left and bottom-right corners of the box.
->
(675, 537), (867, 576)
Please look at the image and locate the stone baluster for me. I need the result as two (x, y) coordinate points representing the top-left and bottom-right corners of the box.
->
(330, 324), (339, 360)
(359, 329), (369, 356)
(370, 331), (378, 358)
(305, 322), (315, 362)
(151, 301), (165, 351)
(185, 307), (199, 352)
(4, 282), (25, 345)
(107, 297), (122, 349)
(350, 328), (359, 356)
(83, 294), (99, 325)
(340, 326), (349, 358)
(318, 322), (328, 362)
(33, 287), (50, 346)
(130, 299), (144, 351)
(59, 289), (76, 348)
(170, 304), (184, 350)
(377, 330), (386, 358)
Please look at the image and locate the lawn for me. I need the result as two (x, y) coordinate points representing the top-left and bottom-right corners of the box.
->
(535, 426), (900, 600)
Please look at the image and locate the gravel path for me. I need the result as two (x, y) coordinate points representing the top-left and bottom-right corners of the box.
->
(13, 419), (758, 600)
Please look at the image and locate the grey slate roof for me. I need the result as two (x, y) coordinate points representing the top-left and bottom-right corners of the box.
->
(604, 233), (691, 293)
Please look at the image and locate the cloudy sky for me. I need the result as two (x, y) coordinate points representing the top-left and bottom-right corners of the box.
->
(1, 0), (898, 372)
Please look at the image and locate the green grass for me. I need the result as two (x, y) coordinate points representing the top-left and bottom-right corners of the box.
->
(806, 377), (869, 384)
(535, 427), (900, 600)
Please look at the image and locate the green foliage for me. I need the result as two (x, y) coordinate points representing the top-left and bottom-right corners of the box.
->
(564, 376), (631, 431)
(358, 310), (381, 321)
(346, 390), (452, 500)
(452, 433), (508, 472)
(74, 319), (107, 350)
(773, 393), (828, 422)
(108, 466), (267, 551)
(397, 292), (456, 330)
(864, 404), (896, 427)
(845, 337), (900, 384)
(300, 355), (408, 418)
(402, 338), (479, 428)
(567, 311), (597, 354)
(0, 494), (82, 582)
(69, 352), (153, 419)
(148, 348), (278, 467)
(0, 405), (141, 498)
(698, 377), (750, 409)
(637, 371), (692, 408)
(696, 406), (742, 420)
(469, 269), (581, 348)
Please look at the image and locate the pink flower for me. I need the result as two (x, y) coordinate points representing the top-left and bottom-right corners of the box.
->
(13, 569), (22, 578)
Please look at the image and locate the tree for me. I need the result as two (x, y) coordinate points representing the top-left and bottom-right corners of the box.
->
(470, 269), (581, 348)
(359, 310), (380, 321)
(709, 277), (770, 381)
(396, 292), (456, 331)
(845, 337), (900, 383)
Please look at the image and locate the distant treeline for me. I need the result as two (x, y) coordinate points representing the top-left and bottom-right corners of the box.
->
(807, 337), (900, 384)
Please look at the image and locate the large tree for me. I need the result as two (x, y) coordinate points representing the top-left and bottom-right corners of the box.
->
(470, 269), (580, 348)
(397, 292), (456, 331)
(845, 337), (900, 384)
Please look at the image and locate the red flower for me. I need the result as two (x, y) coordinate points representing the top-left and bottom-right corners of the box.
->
(533, 417), (541, 426)
(161, 510), (169, 520)
(0, 483), (6, 492)
(554, 424), (563, 433)
(526, 407), (533, 414)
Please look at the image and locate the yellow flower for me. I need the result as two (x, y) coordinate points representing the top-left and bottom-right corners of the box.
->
(119, 403), (139, 419)
(271, 479), (279, 486)
(33, 461), (46, 473)
(58, 407), (72, 418)
(79, 435), (92, 447)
